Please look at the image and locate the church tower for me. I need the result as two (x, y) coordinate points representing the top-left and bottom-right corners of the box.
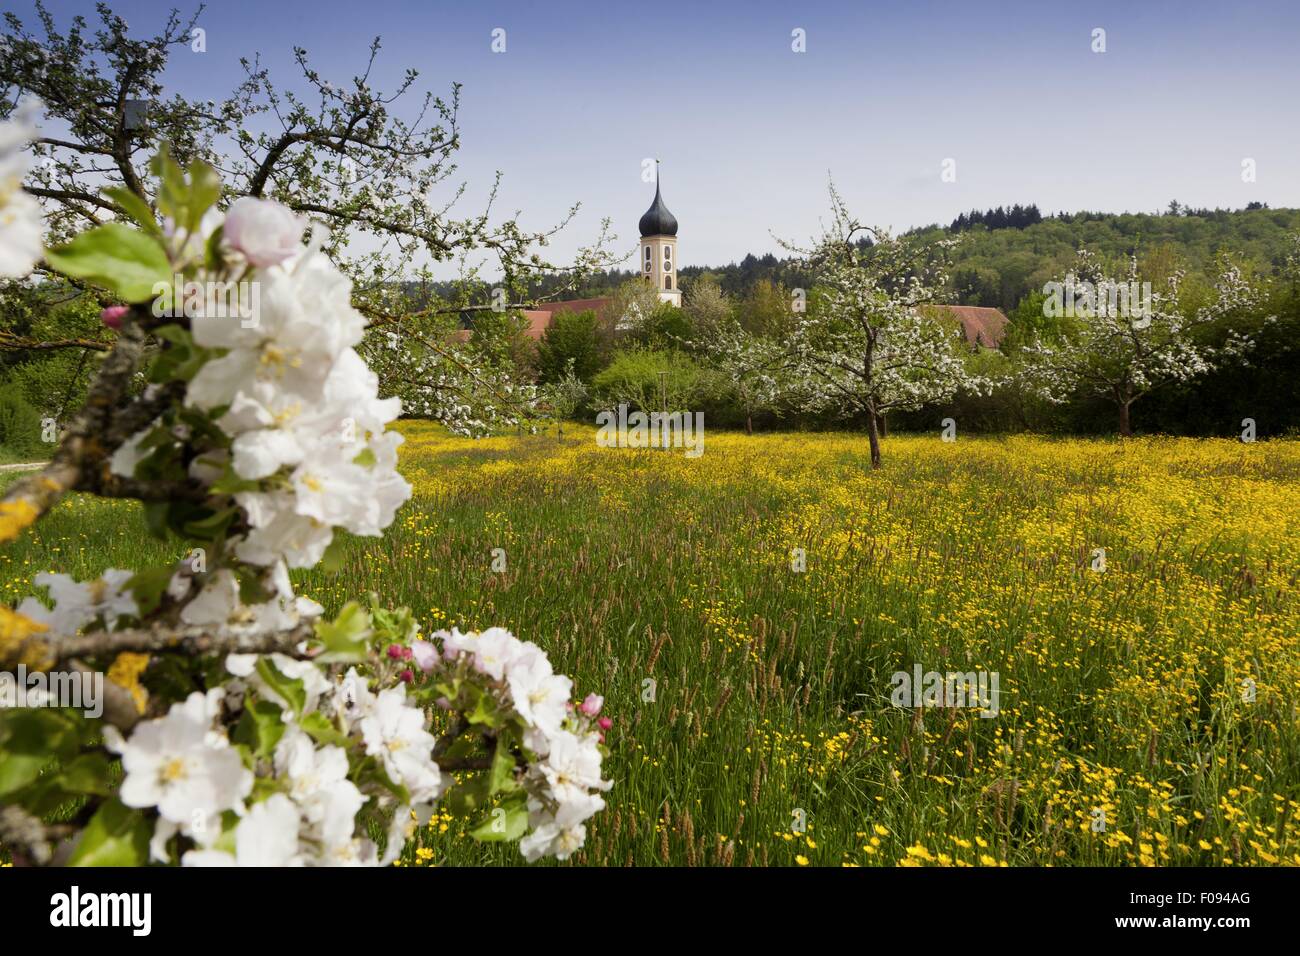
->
(638, 162), (681, 307)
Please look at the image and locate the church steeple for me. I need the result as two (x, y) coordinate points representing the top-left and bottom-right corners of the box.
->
(638, 161), (681, 306)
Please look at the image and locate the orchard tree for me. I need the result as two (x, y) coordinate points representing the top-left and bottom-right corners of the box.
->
(687, 316), (787, 435)
(783, 182), (986, 467)
(681, 273), (732, 340)
(0, 2), (617, 430)
(1020, 249), (1263, 436)
(0, 118), (611, 866)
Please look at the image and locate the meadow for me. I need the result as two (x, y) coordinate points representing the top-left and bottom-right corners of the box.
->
(3, 425), (1299, 867)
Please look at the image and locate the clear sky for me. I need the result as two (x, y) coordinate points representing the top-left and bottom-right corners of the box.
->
(22, 0), (1300, 274)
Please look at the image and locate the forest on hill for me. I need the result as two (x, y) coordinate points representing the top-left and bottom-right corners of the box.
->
(530, 203), (1300, 314)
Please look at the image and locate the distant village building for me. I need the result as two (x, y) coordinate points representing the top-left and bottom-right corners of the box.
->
(920, 304), (1009, 349)
(452, 176), (1009, 349)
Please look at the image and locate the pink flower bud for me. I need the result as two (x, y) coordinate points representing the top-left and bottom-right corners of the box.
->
(100, 305), (129, 329)
(386, 644), (404, 660)
(580, 693), (604, 716)
(598, 717), (612, 731)
(401, 647), (413, 661)
(435, 696), (452, 710)
(399, 669), (414, 684)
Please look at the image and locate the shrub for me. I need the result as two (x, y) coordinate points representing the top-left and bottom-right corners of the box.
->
(0, 385), (44, 457)
(591, 347), (706, 413)
(537, 309), (602, 383)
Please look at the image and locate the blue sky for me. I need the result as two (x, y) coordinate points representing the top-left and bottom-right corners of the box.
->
(22, 0), (1300, 274)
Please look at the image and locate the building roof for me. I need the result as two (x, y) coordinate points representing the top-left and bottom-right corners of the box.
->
(922, 304), (1009, 348)
(450, 297), (614, 343)
(449, 298), (1008, 349)
(638, 181), (678, 237)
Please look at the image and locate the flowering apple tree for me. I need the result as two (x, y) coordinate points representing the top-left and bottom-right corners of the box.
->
(782, 182), (987, 467)
(0, 3), (618, 434)
(687, 318), (788, 435)
(0, 109), (610, 866)
(1018, 250), (1264, 436)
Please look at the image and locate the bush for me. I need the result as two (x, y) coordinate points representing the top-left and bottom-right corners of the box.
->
(591, 348), (707, 413)
(0, 385), (44, 457)
(537, 309), (603, 384)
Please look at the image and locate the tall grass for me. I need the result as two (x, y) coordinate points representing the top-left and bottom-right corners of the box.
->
(3, 426), (1298, 866)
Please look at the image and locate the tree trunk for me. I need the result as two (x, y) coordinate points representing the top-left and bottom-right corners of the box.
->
(1118, 400), (1132, 437)
(867, 407), (882, 468)
(877, 413), (888, 438)
(746, 413), (753, 436)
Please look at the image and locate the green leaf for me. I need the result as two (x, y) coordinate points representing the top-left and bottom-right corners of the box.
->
(0, 752), (48, 797)
(186, 159), (222, 232)
(320, 534), (348, 575)
(0, 708), (80, 796)
(469, 794), (528, 842)
(151, 147), (188, 226)
(149, 324), (213, 384)
(352, 447), (377, 468)
(126, 565), (177, 617)
(255, 658), (307, 717)
(444, 776), (490, 816)
(209, 464), (261, 496)
(235, 566), (274, 605)
(488, 733), (520, 795)
(45, 223), (172, 303)
(58, 753), (114, 796)
(466, 685), (502, 729)
(233, 699), (286, 759)
(298, 711), (351, 748)
(68, 798), (149, 867)
(181, 505), (237, 541)
(314, 601), (372, 664)
(205, 223), (227, 272)
(103, 186), (161, 235)
(356, 756), (409, 804)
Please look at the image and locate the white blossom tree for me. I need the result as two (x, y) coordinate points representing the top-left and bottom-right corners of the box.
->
(782, 182), (986, 467)
(1020, 250), (1264, 436)
(0, 3), (618, 431)
(688, 316), (787, 435)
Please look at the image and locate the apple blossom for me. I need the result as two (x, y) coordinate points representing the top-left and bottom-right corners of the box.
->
(221, 196), (306, 268)
(0, 99), (44, 279)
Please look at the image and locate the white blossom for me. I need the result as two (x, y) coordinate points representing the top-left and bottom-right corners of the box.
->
(104, 689), (252, 827)
(0, 99), (44, 278)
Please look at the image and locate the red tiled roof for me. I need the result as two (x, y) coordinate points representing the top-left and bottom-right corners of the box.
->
(452, 298), (614, 343)
(922, 304), (1009, 348)
(447, 298), (1009, 349)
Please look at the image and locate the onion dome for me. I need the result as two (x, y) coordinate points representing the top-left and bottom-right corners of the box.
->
(638, 177), (678, 237)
